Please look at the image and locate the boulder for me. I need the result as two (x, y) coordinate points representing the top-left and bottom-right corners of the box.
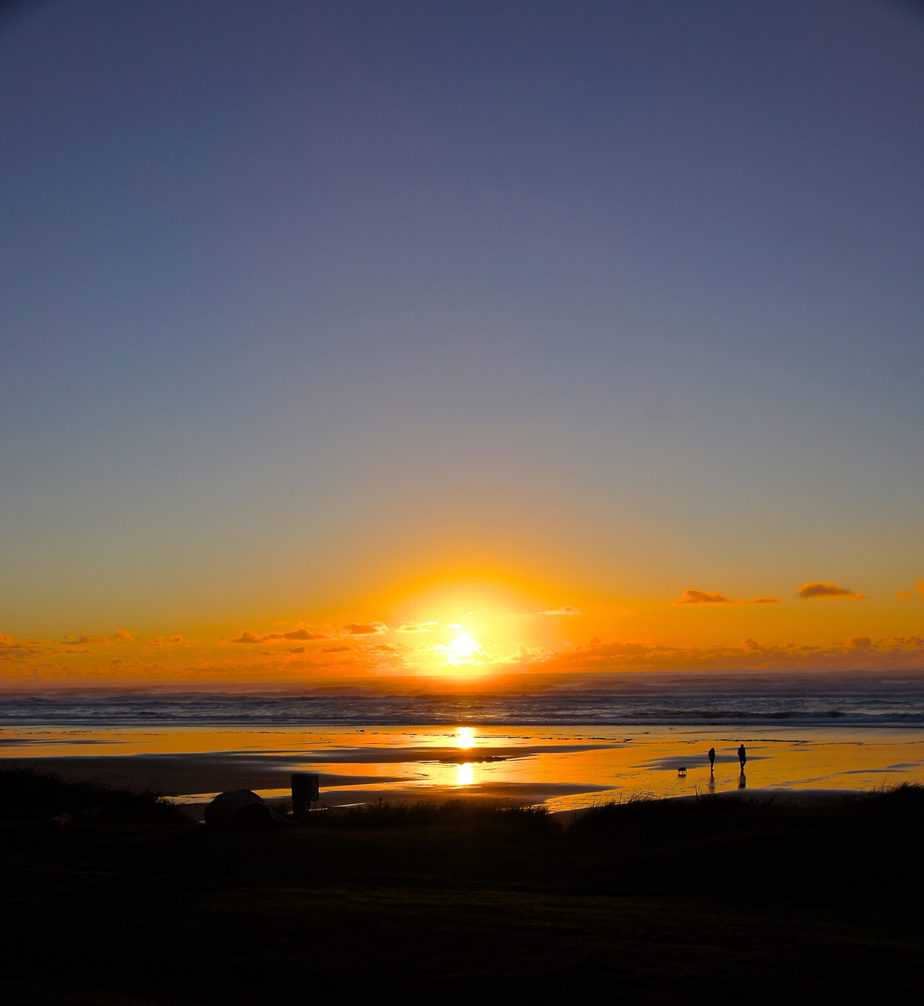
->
(204, 789), (278, 830)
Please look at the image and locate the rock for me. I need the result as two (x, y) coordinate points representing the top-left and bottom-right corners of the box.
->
(204, 789), (279, 830)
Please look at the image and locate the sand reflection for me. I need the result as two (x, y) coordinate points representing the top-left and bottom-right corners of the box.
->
(4, 723), (924, 811)
(455, 762), (475, 786)
(455, 727), (476, 750)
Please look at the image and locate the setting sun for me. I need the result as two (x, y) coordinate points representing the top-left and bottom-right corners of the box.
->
(444, 627), (481, 665)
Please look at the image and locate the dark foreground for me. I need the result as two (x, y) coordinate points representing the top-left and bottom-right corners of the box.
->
(4, 772), (924, 1001)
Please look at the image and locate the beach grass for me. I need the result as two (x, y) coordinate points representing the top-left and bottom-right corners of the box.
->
(4, 769), (924, 998)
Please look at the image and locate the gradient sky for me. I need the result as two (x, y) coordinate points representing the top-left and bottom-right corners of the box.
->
(2, 1), (923, 688)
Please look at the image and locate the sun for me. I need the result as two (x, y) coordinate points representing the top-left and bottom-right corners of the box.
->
(444, 626), (481, 665)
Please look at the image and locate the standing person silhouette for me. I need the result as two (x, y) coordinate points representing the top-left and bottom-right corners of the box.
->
(708, 747), (716, 774)
(737, 743), (747, 769)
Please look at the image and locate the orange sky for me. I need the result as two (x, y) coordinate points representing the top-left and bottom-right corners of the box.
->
(4, 570), (924, 691)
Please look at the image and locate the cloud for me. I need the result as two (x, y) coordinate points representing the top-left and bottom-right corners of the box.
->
(373, 643), (399, 653)
(540, 607), (581, 617)
(0, 633), (36, 659)
(323, 645), (351, 653)
(62, 635), (92, 646)
(232, 631), (263, 644)
(152, 634), (184, 646)
(278, 628), (325, 641)
(678, 590), (779, 606)
(399, 622), (438, 633)
(798, 582), (863, 600)
(344, 622), (388, 635)
(506, 633), (924, 676)
(232, 627), (326, 644)
(289, 646), (305, 654)
(679, 589), (731, 605)
(62, 631), (134, 646)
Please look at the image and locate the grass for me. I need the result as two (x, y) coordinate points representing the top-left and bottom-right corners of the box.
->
(4, 770), (924, 999)
(0, 767), (186, 831)
(310, 795), (555, 831)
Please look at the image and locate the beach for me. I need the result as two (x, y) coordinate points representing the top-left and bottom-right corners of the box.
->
(4, 721), (924, 812)
(6, 703), (924, 995)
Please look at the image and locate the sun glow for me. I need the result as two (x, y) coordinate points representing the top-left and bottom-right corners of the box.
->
(455, 726), (476, 749)
(444, 626), (481, 665)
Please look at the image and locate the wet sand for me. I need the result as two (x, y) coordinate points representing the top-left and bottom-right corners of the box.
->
(3, 722), (924, 810)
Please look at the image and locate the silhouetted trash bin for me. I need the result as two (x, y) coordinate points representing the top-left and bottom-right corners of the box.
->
(204, 789), (277, 830)
(291, 772), (320, 820)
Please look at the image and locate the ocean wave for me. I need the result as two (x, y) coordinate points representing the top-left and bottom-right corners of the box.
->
(3, 689), (924, 728)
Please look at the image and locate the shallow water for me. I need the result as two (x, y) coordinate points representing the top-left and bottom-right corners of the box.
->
(4, 722), (924, 811)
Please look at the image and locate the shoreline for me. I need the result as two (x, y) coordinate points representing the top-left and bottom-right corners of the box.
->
(0, 750), (900, 817)
(4, 721), (924, 808)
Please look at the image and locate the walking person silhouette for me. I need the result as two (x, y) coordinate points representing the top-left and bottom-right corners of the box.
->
(737, 743), (747, 789)
(706, 746), (717, 793)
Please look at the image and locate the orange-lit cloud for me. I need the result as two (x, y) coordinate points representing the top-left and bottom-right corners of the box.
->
(0, 632), (36, 659)
(278, 628), (325, 641)
(510, 634), (924, 676)
(344, 622), (388, 635)
(232, 627), (326, 644)
(798, 582), (863, 600)
(62, 630), (134, 645)
(399, 622), (439, 632)
(679, 589), (731, 604)
(540, 607), (581, 616)
(152, 634), (184, 645)
(678, 590), (779, 606)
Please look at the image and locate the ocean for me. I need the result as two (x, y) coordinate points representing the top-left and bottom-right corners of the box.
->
(5, 677), (924, 809)
(4, 675), (924, 727)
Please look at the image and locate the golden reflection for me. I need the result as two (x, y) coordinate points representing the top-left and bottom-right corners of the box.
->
(6, 725), (924, 810)
(455, 726), (476, 749)
(455, 762), (474, 786)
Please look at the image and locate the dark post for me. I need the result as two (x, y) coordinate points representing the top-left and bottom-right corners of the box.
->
(291, 772), (320, 820)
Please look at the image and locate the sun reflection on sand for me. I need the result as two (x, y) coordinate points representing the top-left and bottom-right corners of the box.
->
(455, 726), (476, 749)
(455, 762), (474, 786)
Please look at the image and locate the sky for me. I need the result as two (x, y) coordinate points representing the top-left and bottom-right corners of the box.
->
(2, 0), (923, 690)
